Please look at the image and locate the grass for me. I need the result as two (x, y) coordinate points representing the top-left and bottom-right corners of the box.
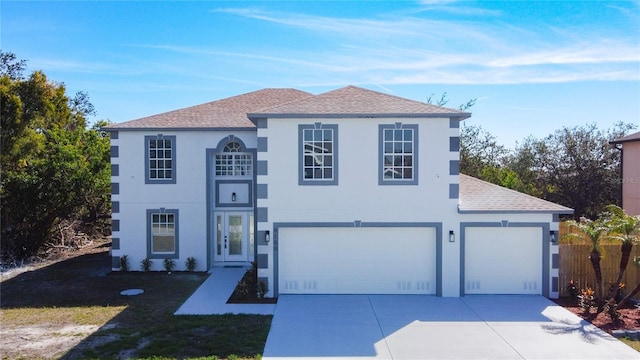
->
(620, 338), (640, 352)
(0, 243), (272, 359)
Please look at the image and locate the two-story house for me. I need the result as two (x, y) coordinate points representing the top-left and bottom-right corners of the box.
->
(610, 131), (640, 216)
(106, 86), (572, 298)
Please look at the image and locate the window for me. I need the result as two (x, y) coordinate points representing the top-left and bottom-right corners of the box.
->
(299, 124), (338, 185)
(215, 141), (253, 177)
(145, 135), (176, 184)
(379, 124), (418, 185)
(147, 209), (179, 258)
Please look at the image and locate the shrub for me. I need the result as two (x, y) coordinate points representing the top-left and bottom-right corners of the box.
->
(163, 257), (176, 272)
(579, 287), (595, 314)
(141, 258), (153, 271)
(605, 298), (621, 324)
(185, 256), (197, 272)
(567, 279), (579, 303)
(119, 255), (129, 272)
(258, 279), (268, 299)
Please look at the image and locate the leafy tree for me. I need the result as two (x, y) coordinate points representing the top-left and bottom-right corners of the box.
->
(512, 123), (634, 218)
(0, 51), (26, 80)
(0, 51), (110, 259)
(602, 205), (640, 299)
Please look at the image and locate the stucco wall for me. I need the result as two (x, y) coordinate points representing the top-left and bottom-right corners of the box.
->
(110, 130), (256, 271)
(622, 141), (640, 216)
(257, 116), (461, 296)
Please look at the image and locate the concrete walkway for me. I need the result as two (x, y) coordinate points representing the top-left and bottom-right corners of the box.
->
(174, 267), (276, 315)
(263, 295), (638, 360)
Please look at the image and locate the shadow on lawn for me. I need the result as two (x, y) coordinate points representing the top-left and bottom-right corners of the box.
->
(1, 246), (270, 359)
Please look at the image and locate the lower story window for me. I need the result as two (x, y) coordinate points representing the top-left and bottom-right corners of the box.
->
(147, 209), (179, 258)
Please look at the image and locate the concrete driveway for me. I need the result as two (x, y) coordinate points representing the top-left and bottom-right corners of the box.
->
(263, 295), (637, 360)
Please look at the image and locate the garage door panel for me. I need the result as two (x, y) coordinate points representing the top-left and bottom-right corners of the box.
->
(279, 227), (436, 294)
(465, 227), (542, 295)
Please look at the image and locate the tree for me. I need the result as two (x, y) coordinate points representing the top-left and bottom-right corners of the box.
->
(426, 92), (476, 111)
(602, 205), (640, 300)
(0, 51), (27, 80)
(460, 125), (507, 178)
(0, 51), (111, 259)
(565, 218), (608, 309)
(510, 123), (635, 218)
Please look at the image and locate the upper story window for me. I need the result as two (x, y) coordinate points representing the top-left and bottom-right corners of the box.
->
(299, 123), (338, 185)
(145, 135), (176, 184)
(215, 141), (253, 177)
(379, 124), (418, 185)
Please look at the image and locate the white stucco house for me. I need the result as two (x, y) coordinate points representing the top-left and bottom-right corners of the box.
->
(106, 85), (572, 298)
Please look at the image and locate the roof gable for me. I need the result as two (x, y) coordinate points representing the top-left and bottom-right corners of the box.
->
(105, 88), (312, 130)
(249, 85), (470, 119)
(459, 174), (573, 214)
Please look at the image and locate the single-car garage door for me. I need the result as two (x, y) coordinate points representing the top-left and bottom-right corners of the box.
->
(465, 227), (542, 295)
(278, 227), (437, 294)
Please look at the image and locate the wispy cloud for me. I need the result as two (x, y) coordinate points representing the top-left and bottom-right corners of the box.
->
(206, 6), (639, 86)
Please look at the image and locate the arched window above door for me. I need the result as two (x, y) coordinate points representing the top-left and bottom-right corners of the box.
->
(215, 141), (253, 177)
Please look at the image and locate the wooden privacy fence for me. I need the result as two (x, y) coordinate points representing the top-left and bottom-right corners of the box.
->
(558, 244), (640, 298)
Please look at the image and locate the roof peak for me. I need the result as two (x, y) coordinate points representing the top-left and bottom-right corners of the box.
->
(250, 85), (471, 119)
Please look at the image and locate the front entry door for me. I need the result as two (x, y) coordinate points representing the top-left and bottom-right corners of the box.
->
(215, 212), (253, 263)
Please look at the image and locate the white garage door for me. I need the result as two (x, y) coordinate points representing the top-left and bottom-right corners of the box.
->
(278, 227), (437, 294)
(465, 227), (542, 295)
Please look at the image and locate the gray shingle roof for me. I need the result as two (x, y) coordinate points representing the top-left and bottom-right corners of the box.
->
(610, 131), (640, 144)
(249, 85), (471, 119)
(105, 88), (312, 130)
(106, 86), (470, 130)
(459, 174), (573, 214)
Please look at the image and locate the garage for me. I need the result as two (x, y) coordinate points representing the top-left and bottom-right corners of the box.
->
(464, 227), (543, 295)
(278, 227), (437, 294)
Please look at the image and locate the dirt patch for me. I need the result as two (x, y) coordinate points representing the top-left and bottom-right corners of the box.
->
(0, 240), (118, 359)
(0, 324), (109, 359)
(553, 298), (640, 333)
(0, 238), (110, 283)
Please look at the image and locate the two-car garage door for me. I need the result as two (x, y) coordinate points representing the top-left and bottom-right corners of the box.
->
(278, 227), (437, 295)
(277, 225), (544, 295)
(464, 227), (543, 295)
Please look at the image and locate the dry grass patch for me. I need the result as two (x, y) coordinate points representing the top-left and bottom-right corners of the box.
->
(1, 241), (272, 359)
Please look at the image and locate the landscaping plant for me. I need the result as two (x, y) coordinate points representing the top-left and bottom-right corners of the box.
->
(565, 217), (608, 310)
(185, 256), (197, 272)
(164, 257), (176, 272)
(119, 255), (129, 272)
(602, 205), (640, 300)
(141, 258), (153, 271)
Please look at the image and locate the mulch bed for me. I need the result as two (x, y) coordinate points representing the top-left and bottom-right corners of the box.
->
(553, 297), (640, 334)
(227, 266), (278, 304)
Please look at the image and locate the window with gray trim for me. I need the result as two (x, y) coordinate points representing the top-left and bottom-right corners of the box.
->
(145, 135), (176, 184)
(299, 124), (338, 185)
(215, 141), (253, 177)
(147, 209), (179, 258)
(379, 124), (418, 185)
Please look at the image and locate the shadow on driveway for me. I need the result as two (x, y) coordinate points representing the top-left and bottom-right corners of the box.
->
(263, 294), (637, 360)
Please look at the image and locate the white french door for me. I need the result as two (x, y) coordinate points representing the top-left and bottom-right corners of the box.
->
(214, 212), (254, 263)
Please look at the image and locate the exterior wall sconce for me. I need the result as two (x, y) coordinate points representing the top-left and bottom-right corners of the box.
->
(550, 231), (556, 244)
(265, 230), (270, 243)
(231, 192), (236, 202)
(449, 230), (455, 243)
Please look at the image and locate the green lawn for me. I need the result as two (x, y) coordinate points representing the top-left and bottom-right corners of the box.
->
(0, 246), (272, 359)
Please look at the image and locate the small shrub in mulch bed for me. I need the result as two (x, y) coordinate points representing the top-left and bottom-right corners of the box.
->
(227, 262), (277, 304)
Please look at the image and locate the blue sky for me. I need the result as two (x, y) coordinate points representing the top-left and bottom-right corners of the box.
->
(2, 1), (639, 148)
